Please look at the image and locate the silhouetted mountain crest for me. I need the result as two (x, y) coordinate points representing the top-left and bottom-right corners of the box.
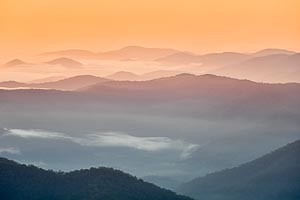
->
(46, 57), (83, 68)
(4, 59), (28, 67)
(0, 157), (193, 200)
(177, 140), (300, 200)
(253, 48), (296, 57)
(0, 75), (110, 90)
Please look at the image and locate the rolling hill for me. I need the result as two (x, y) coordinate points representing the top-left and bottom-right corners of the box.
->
(0, 75), (109, 91)
(46, 57), (83, 68)
(156, 52), (202, 65)
(106, 71), (140, 81)
(41, 46), (179, 61)
(78, 73), (300, 101)
(29, 76), (66, 83)
(105, 70), (182, 81)
(3, 59), (29, 67)
(156, 51), (252, 69)
(177, 140), (300, 200)
(0, 157), (192, 200)
(213, 53), (300, 83)
(252, 48), (296, 57)
(96, 46), (179, 61)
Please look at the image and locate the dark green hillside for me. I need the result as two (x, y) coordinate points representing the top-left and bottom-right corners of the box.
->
(177, 140), (300, 200)
(0, 158), (192, 200)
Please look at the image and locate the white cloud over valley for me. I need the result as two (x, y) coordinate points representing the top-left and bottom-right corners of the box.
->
(3, 129), (199, 159)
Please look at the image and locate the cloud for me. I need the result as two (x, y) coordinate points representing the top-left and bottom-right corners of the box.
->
(7, 129), (68, 139)
(0, 147), (21, 155)
(4, 129), (199, 159)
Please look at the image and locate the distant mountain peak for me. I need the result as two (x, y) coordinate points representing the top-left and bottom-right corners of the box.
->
(253, 48), (296, 57)
(174, 73), (197, 78)
(46, 57), (83, 68)
(111, 71), (138, 75)
(121, 45), (146, 50)
(4, 59), (27, 67)
(106, 71), (140, 81)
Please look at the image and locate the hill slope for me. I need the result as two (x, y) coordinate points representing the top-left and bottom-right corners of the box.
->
(46, 57), (83, 68)
(0, 157), (192, 200)
(3, 59), (28, 67)
(96, 46), (179, 61)
(0, 75), (109, 91)
(213, 53), (300, 83)
(177, 140), (300, 200)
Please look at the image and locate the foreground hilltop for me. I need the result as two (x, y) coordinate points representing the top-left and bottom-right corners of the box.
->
(177, 139), (300, 200)
(0, 157), (192, 200)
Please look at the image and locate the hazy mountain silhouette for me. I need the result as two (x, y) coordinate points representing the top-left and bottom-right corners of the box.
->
(96, 46), (179, 61)
(252, 48), (296, 57)
(156, 52), (202, 65)
(105, 70), (182, 81)
(3, 59), (28, 67)
(0, 75), (109, 90)
(213, 53), (300, 82)
(33, 75), (109, 90)
(156, 49), (297, 72)
(46, 57), (83, 68)
(177, 139), (300, 200)
(0, 81), (27, 88)
(29, 76), (66, 83)
(41, 46), (179, 61)
(78, 73), (300, 100)
(199, 52), (251, 66)
(156, 52), (250, 67)
(141, 70), (182, 80)
(0, 157), (192, 200)
(106, 71), (140, 81)
(40, 49), (96, 59)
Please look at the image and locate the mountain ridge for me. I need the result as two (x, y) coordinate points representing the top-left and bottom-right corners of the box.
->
(0, 157), (192, 200)
(177, 139), (300, 200)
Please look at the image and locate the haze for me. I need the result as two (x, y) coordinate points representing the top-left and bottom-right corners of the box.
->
(0, 0), (299, 198)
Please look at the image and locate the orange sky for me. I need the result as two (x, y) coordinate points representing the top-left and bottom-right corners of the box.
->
(0, 0), (299, 58)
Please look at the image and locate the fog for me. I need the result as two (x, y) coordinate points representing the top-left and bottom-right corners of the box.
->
(0, 91), (299, 180)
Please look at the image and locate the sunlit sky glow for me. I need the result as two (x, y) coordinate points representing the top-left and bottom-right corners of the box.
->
(0, 0), (299, 59)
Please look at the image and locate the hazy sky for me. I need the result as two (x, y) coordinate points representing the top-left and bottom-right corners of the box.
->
(0, 0), (299, 58)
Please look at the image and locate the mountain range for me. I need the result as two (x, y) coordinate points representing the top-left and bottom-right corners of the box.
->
(212, 53), (300, 83)
(105, 70), (182, 81)
(45, 57), (83, 68)
(40, 46), (179, 61)
(2, 46), (299, 83)
(0, 74), (299, 179)
(156, 48), (297, 65)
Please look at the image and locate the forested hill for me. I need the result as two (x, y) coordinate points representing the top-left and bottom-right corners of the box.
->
(0, 157), (192, 200)
(177, 139), (300, 200)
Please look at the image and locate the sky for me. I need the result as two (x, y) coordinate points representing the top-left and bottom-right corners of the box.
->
(0, 0), (299, 58)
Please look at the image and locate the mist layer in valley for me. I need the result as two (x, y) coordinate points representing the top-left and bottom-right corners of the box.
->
(1, 46), (299, 83)
(0, 72), (299, 183)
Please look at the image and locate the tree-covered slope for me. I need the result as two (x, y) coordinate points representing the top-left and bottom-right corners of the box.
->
(177, 140), (300, 200)
(0, 158), (192, 200)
